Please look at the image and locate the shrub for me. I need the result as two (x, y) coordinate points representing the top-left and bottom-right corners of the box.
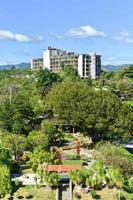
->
(70, 160), (124, 192)
(0, 165), (12, 197)
(123, 179), (133, 193)
(90, 190), (101, 199)
(90, 190), (97, 199)
(10, 162), (20, 173)
(116, 193), (126, 200)
(44, 171), (60, 187)
(93, 141), (133, 178)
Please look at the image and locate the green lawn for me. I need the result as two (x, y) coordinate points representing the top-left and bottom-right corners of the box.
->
(63, 133), (75, 142)
(117, 146), (133, 161)
(21, 168), (33, 174)
(63, 159), (81, 165)
(12, 185), (55, 200)
(73, 187), (133, 200)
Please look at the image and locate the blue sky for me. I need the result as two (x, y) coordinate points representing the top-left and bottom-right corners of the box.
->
(0, 0), (133, 65)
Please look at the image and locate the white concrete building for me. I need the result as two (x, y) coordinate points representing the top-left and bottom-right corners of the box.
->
(31, 58), (43, 71)
(31, 47), (101, 79)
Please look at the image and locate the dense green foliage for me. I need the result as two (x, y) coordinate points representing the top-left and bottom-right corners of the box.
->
(28, 130), (48, 150)
(41, 120), (63, 145)
(36, 69), (61, 96)
(70, 161), (124, 190)
(60, 64), (80, 81)
(43, 171), (60, 187)
(0, 147), (12, 166)
(0, 66), (132, 198)
(93, 142), (133, 178)
(0, 165), (12, 197)
(0, 133), (28, 162)
(45, 81), (132, 143)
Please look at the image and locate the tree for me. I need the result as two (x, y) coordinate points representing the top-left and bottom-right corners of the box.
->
(41, 120), (63, 146)
(0, 92), (36, 135)
(19, 78), (44, 116)
(70, 161), (124, 192)
(0, 147), (11, 167)
(1, 133), (28, 163)
(11, 93), (36, 135)
(0, 165), (12, 197)
(44, 171), (60, 188)
(0, 100), (13, 132)
(60, 65), (80, 81)
(28, 130), (49, 150)
(36, 69), (61, 97)
(110, 104), (133, 141)
(70, 170), (85, 190)
(45, 81), (90, 128)
(116, 79), (133, 98)
(29, 147), (61, 175)
(45, 81), (129, 143)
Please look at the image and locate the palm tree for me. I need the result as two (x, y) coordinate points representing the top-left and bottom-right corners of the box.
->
(105, 167), (124, 189)
(44, 171), (60, 190)
(70, 170), (85, 191)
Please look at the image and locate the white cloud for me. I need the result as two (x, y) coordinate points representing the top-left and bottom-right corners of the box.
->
(114, 31), (133, 44)
(50, 32), (63, 39)
(114, 36), (123, 41)
(50, 25), (107, 39)
(125, 38), (133, 44)
(65, 25), (107, 38)
(0, 30), (43, 43)
(120, 31), (130, 37)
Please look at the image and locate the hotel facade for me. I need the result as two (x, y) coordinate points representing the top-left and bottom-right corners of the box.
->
(31, 47), (101, 79)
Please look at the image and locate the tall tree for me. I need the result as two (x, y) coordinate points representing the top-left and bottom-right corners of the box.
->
(1, 133), (28, 163)
(36, 69), (61, 97)
(12, 93), (36, 135)
(60, 65), (80, 81)
(45, 81), (131, 143)
(41, 120), (63, 146)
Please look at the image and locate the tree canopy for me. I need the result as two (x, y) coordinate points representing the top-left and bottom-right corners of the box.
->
(45, 80), (132, 143)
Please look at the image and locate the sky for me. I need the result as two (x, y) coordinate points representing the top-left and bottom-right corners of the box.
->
(0, 0), (133, 65)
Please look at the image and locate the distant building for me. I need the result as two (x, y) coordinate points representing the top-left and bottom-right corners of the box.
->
(78, 53), (101, 79)
(31, 58), (43, 71)
(31, 47), (101, 79)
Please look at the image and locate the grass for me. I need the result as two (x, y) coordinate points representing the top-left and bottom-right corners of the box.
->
(12, 185), (55, 200)
(63, 159), (81, 165)
(21, 168), (33, 174)
(117, 146), (133, 161)
(73, 187), (133, 200)
(73, 188), (117, 200)
(63, 132), (75, 142)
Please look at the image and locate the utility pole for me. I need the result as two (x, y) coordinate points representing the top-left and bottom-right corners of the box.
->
(8, 84), (13, 106)
(8, 85), (13, 105)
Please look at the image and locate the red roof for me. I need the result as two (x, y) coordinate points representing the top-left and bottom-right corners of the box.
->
(46, 165), (81, 172)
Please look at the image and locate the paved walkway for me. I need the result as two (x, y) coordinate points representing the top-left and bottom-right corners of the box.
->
(11, 173), (41, 185)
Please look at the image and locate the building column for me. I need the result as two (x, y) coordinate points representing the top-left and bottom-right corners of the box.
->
(69, 180), (73, 200)
(56, 187), (59, 200)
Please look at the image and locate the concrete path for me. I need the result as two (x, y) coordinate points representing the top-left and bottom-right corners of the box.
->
(11, 173), (41, 185)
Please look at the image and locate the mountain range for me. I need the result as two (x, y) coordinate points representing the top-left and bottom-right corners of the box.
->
(0, 63), (131, 72)
(102, 64), (130, 72)
(0, 63), (31, 70)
